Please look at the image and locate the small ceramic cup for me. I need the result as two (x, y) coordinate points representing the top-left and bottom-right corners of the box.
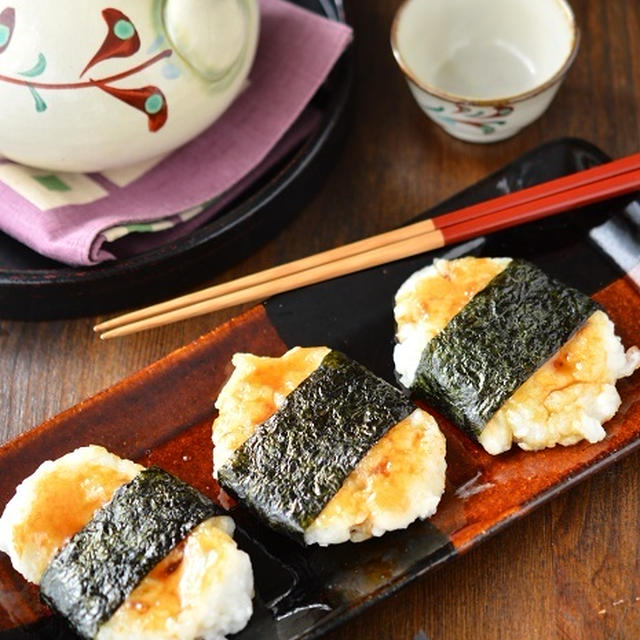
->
(391, 0), (579, 142)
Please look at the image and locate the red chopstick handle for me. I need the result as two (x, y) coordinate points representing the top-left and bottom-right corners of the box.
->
(435, 152), (640, 233)
(443, 167), (640, 245)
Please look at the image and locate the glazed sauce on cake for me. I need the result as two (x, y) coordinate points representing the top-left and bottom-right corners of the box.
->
(105, 520), (234, 633)
(13, 464), (135, 579)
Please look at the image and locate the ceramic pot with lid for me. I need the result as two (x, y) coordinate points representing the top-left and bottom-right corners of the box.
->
(0, 0), (259, 172)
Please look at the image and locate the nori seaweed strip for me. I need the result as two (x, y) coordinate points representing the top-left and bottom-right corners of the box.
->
(218, 350), (414, 541)
(40, 467), (220, 639)
(411, 259), (600, 438)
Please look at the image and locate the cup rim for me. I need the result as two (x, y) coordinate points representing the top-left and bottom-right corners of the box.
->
(390, 0), (580, 106)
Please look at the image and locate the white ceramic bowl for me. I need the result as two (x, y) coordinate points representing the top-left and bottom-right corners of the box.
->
(391, 0), (579, 142)
(0, 0), (259, 172)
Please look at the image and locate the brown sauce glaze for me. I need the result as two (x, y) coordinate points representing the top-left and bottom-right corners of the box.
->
(13, 464), (135, 572)
(118, 541), (186, 625)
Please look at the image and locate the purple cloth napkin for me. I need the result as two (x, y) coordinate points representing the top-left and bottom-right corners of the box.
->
(0, 0), (352, 266)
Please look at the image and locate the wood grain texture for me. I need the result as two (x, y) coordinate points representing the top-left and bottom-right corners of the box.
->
(1, 0), (640, 638)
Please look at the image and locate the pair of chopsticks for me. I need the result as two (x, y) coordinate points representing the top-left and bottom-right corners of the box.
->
(95, 152), (640, 339)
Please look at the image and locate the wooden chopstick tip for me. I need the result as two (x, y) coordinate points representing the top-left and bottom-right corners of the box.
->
(98, 328), (124, 340)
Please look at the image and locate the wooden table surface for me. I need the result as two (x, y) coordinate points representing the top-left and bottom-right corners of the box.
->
(2, 1), (640, 638)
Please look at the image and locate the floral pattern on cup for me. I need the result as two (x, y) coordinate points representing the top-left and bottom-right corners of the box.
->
(426, 104), (514, 136)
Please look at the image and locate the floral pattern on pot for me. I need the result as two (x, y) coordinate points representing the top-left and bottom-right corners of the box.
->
(0, 7), (14, 53)
(0, 7), (172, 130)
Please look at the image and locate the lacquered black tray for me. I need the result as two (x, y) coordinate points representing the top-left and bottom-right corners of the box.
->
(0, 0), (353, 321)
(0, 138), (639, 640)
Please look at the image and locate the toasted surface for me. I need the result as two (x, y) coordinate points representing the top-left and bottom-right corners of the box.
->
(479, 309), (640, 453)
(0, 445), (141, 583)
(213, 346), (446, 544)
(305, 408), (446, 545)
(98, 516), (253, 640)
(394, 257), (640, 454)
(213, 346), (330, 473)
(393, 257), (511, 388)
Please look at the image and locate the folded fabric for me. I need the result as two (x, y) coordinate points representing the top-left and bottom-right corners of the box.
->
(0, 0), (352, 266)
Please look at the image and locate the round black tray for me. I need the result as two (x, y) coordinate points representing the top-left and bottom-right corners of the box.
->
(0, 0), (354, 320)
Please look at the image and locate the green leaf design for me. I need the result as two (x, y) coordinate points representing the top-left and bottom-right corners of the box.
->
(19, 53), (47, 77)
(27, 85), (47, 112)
